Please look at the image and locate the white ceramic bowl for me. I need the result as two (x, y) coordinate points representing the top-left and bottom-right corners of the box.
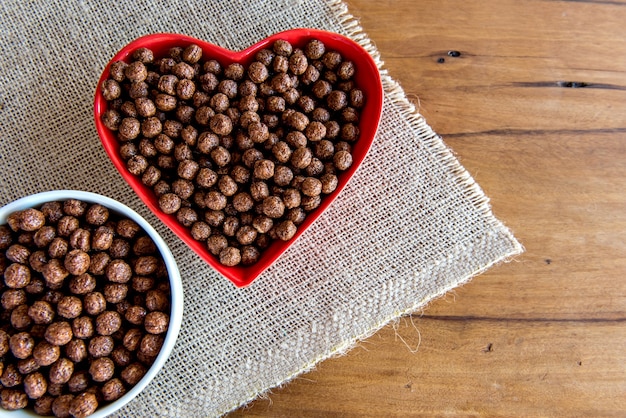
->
(0, 190), (183, 418)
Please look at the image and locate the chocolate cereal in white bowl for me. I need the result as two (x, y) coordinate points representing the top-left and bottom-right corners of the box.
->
(0, 190), (182, 417)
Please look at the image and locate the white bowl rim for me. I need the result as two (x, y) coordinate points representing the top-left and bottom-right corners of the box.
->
(0, 190), (183, 418)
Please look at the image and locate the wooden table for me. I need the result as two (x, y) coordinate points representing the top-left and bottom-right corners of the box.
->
(231, 1), (626, 416)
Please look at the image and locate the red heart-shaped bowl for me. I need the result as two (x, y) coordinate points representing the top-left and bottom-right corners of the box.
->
(94, 29), (383, 287)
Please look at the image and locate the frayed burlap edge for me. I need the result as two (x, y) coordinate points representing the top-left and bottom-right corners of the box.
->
(221, 1), (524, 416)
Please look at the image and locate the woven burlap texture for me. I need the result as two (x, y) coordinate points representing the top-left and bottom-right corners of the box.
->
(0, 0), (523, 416)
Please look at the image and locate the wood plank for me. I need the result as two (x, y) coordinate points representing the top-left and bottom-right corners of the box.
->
(348, 0), (626, 134)
(231, 318), (626, 417)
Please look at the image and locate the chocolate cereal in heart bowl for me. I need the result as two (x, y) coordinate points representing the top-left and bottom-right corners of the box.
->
(94, 29), (384, 287)
(0, 190), (183, 417)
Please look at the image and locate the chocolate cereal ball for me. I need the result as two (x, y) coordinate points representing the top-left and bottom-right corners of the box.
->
(119, 117), (142, 141)
(89, 357), (115, 382)
(206, 234), (228, 256)
(235, 225), (257, 246)
(272, 141), (292, 163)
(125, 61), (148, 83)
(33, 341), (60, 366)
(210, 114), (233, 136)
(64, 249), (90, 276)
(101, 378), (126, 402)
(253, 159), (275, 180)
(106, 259), (133, 283)
(125, 305), (147, 326)
(68, 228), (90, 252)
(17, 357), (39, 375)
(210, 145), (231, 167)
(274, 220), (297, 241)
(34, 395), (55, 415)
(48, 237), (68, 259)
(219, 246), (241, 266)
(291, 147), (313, 169)
(305, 158), (324, 176)
(44, 322), (73, 346)
(190, 222), (211, 241)
(72, 316), (93, 339)
(121, 362), (147, 386)
(218, 175), (238, 197)
(57, 296), (82, 319)
(132, 275), (155, 293)
(95, 311), (122, 336)
(273, 39), (293, 57)
(182, 44), (202, 64)
(104, 283), (128, 304)
(57, 216), (80, 238)
(262, 196), (285, 219)
(40, 201), (63, 223)
(134, 256), (159, 276)
(6, 244), (30, 264)
(252, 216), (273, 234)
(69, 273), (97, 295)
(0, 226), (13, 249)
(11, 304), (33, 330)
(109, 61), (128, 81)
(4, 263), (31, 289)
(340, 123), (360, 142)
(117, 218), (141, 239)
(248, 61), (269, 83)
(65, 339), (87, 364)
(122, 328), (143, 352)
(1, 364), (23, 387)
(2, 289), (27, 310)
(28, 252), (48, 274)
(9, 332), (34, 359)
(69, 392), (99, 418)
(1, 388), (28, 410)
(88, 335), (115, 358)
(28, 301), (55, 324)
(305, 39), (325, 59)
(20, 208), (46, 231)
(221, 216), (239, 237)
(240, 246), (260, 265)
(67, 370), (90, 394)
(301, 177), (323, 197)
(109, 239), (132, 259)
(49, 357), (74, 385)
(139, 334), (164, 360)
(301, 195), (322, 212)
(133, 235), (157, 255)
(205, 191), (227, 212)
(273, 165), (294, 187)
(84, 292), (107, 316)
(321, 173), (339, 194)
(51, 393), (74, 417)
(24, 371), (47, 399)
(333, 150), (353, 170)
(249, 181), (269, 202)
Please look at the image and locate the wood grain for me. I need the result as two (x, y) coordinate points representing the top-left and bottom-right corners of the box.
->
(230, 1), (626, 416)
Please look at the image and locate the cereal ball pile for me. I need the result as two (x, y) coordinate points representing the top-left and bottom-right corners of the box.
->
(100, 38), (365, 266)
(0, 200), (171, 416)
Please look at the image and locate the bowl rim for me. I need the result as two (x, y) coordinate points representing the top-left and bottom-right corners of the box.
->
(0, 190), (183, 418)
(94, 28), (384, 288)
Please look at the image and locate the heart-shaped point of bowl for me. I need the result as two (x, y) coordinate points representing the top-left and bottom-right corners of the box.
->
(94, 29), (383, 287)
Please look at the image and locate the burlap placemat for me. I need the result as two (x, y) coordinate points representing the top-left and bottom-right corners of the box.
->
(0, 0), (523, 416)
